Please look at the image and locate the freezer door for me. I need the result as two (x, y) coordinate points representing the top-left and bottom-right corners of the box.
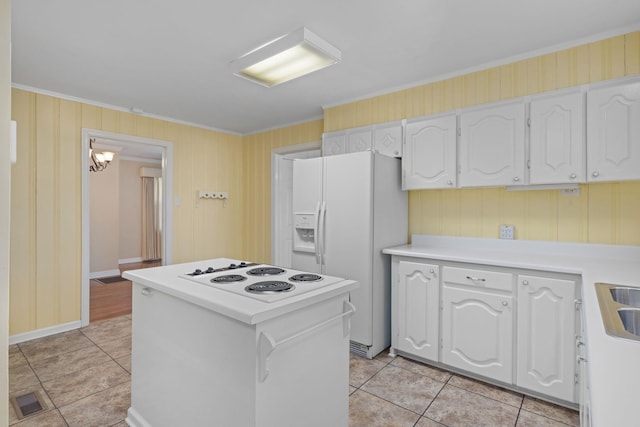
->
(291, 157), (323, 273)
(323, 151), (373, 346)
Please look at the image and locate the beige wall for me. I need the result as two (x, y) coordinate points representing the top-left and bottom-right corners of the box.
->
(7, 30), (640, 340)
(10, 90), (244, 335)
(90, 157), (120, 274)
(325, 31), (640, 246)
(119, 160), (159, 262)
(1, 0), (11, 422)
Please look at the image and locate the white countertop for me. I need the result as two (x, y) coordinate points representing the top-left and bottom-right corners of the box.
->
(383, 235), (640, 427)
(122, 258), (358, 325)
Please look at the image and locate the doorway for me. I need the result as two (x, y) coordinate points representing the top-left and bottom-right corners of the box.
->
(271, 141), (321, 267)
(81, 129), (174, 326)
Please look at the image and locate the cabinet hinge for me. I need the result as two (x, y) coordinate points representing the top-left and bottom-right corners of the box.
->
(575, 299), (582, 311)
(574, 373), (580, 385)
(457, 128), (461, 137)
(527, 118), (531, 127)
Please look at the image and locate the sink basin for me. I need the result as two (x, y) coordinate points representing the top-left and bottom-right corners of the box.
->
(595, 283), (640, 342)
(610, 287), (640, 307)
(618, 308), (640, 337)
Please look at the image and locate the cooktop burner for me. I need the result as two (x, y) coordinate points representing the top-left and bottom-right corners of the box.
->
(246, 267), (286, 276)
(245, 281), (294, 294)
(210, 274), (247, 284)
(289, 273), (323, 282)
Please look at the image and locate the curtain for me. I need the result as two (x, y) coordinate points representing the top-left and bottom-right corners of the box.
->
(141, 176), (162, 261)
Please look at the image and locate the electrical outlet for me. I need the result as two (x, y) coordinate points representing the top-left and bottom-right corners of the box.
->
(500, 224), (514, 240)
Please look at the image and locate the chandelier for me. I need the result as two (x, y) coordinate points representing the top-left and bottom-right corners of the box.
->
(89, 138), (115, 172)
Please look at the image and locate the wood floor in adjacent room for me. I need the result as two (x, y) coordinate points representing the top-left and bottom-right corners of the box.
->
(90, 260), (161, 322)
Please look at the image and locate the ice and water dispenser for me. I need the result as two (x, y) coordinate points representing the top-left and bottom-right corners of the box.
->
(293, 213), (316, 253)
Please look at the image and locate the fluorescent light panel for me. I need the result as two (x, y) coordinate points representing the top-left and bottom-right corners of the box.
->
(232, 28), (341, 87)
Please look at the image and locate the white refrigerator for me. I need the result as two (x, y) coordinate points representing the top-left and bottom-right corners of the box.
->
(291, 151), (408, 358)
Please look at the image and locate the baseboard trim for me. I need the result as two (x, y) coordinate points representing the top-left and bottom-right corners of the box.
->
(9, 320), (82, 345)
(89, 269), (121, 279)
(119, 257), (143, 264)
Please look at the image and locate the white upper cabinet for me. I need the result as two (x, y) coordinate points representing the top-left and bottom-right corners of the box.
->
(322, 131), (347, 156)
(529, 92), (586, 184)
(403, 114), (457, 190)
(459, 101), (526, 187)
(587, 78), (640, 182)
(323, 121), (401, 158)
(373, 121), (403, 158)
(346, 128), (373, 153)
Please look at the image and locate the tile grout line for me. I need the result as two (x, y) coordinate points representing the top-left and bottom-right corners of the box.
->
(10, 344), (69, 426)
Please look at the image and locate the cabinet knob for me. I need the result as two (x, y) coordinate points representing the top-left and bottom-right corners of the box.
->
(569, 173), (577, 180)
(141, 287), (152, 296)
(394, 150), (399, 156)
(522, 280), (529, 286)
(513, 177), (520, 182)
(592, 171), (600, 178)
(502, 301), (508, 307)
(447, 180), (453, 186)
(429, 269), (435, 274)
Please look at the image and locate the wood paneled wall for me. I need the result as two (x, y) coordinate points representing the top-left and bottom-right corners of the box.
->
(8, 31), (640, 337)
(10, 89), (244, 335)
(243, 120), (323, 263)
(324, 32), (640, 245)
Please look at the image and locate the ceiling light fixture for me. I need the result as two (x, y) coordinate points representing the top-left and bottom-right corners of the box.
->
(231, 27), (341, 87)
(89, 138), (115, 172)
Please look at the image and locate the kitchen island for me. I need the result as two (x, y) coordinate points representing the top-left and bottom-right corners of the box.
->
(123, 258), (357, 427)
(384, 235), (640, 427)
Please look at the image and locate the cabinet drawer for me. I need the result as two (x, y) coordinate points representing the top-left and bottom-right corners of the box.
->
(442, 266), (512, 292)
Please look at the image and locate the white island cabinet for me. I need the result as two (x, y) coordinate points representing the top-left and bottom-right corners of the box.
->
(123, 259), (357, 427)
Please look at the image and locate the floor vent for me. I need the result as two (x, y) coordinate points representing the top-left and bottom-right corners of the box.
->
(350, 341), (371, 358)
(10, 391), (45, 419)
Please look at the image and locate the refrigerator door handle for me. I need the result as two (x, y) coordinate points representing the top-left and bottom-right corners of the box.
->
(319, 201), (327, 266)
(314, 201), (321, 264)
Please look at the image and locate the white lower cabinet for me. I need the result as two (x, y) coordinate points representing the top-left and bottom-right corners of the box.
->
(441, 267), (514, 383)
(517, 275), (578, 402)
(390, 256), (581, 405)
(394, 261), (440, 361)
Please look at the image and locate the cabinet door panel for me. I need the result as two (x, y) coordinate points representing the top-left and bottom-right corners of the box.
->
(587, 80), (640, 182)
(347, 128), (373, 153)
(442, 287), (513, 383)
(530, 92), (585, 184)
(403, 114), (457, 189)
(517, 275), (577, 402)
(373, 122), (403, 158)
(396, 261), (439, 361)
(459, 103), (525, 187)
(322, 132), (347, 156)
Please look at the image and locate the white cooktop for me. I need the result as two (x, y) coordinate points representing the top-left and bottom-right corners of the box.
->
(178, 262), (346, 303)
(123, 258), (358, 325)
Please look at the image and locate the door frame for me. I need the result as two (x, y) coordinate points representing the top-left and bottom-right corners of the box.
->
(81, 128), (174, 326)
(270, 141), (321, 265)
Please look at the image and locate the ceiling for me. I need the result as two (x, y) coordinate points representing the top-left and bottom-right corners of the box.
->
(11, 0), (640, 135)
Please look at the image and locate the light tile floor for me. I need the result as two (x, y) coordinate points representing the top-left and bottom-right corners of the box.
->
(8, 315), (579, 426)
